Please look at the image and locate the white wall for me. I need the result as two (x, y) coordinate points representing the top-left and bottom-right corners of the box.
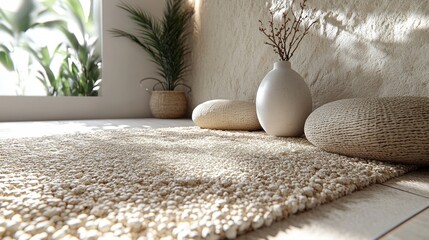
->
(0, 0), (165, 121)
(189, 0), (429, 110)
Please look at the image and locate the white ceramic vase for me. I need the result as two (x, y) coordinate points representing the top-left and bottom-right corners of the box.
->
(256, 61), (312, 137)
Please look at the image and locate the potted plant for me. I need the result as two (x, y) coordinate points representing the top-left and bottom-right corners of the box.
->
(111, 0), (194, 118)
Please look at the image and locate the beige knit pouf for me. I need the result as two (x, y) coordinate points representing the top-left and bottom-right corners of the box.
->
(192, 99), (262, 131)
(304, 97), (429, 164)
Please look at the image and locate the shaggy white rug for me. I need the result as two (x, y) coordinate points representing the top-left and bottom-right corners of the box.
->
(0, 127), (413, 240)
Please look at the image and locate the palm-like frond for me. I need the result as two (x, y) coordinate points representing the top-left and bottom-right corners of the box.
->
(0, 10), (13, 36)
(112, 0), (194, 90)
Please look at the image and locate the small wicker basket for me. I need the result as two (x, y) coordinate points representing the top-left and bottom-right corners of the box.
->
(149, 91), (187, 119)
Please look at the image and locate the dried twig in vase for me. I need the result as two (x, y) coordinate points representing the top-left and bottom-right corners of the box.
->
(259, 0), (318, 61)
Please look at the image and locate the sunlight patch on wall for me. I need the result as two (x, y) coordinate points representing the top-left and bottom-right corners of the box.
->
(188, 0), (202, 34)
(393, 14), (429, 42)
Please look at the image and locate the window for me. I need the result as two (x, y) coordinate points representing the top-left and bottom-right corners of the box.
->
(0, 0), (101, 96)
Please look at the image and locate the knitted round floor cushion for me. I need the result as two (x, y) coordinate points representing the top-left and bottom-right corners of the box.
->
(304, 97), (429, 164)
(192, 99), (262, 131)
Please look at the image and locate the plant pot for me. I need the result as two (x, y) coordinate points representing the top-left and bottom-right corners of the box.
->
(256, 61), (312, 137)
(149, 91), (187, 119)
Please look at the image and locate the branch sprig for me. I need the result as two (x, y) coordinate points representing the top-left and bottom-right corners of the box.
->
(259, 0), (318, 61)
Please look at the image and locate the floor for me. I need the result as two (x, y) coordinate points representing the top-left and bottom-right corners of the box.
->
(0, 119), (428, 240)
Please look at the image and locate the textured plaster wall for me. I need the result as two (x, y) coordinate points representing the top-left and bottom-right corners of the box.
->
(189, 0), (429, 110)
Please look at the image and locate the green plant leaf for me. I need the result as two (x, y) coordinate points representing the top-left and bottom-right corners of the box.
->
(0, 9), (14, 35)
(61, 78), (72, 96)
(64, 0), (86, 35)
(30, 20), (67, 29)
(40, 47), (50, 63)
(41, 0), (56, 10)
(0, 21), (13, 36)
(0, 9), (9, 20)
(60, 26), (80, 50)
(36, 70), (51, 94)
(0, 44), (14, 71)
(13, 0), (36, 33)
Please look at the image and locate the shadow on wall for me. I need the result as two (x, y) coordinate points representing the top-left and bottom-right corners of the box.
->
(189, 0), (429, 110)
(298, 0), (429, 108)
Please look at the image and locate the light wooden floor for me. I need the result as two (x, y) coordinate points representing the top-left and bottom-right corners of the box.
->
(0, 119), (428, 240)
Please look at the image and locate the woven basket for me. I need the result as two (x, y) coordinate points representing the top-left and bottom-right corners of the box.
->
(149, 91), (187, 119)
(304, 97), (429, 164)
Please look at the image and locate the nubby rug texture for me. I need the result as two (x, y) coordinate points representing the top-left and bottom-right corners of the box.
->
(0, 127), (413, 240)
